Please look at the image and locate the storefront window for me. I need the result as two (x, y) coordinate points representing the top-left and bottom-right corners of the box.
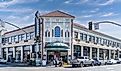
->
(73, 45), (81, 57)
(15, 47), (21, 62)
(23, 46), (30, 62)
(2, 48), (6, 60)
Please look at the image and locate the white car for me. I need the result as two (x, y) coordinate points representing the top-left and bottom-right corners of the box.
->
(115, 58), (121, 64)
(71, 56), (94, 67)
(0, 58), (7, 64)
(98, 59), (108, 65)
(107, 59), (117, 64)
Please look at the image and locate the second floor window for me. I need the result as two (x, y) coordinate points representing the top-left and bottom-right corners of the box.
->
(80, 33), (83, 40)
(54, 26), (60, 37)
(74, 32), (78, 38)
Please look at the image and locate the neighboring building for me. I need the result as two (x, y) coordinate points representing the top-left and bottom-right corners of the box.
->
(1, 10), (121, 63)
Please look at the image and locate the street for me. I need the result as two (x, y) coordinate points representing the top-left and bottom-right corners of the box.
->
(0, 64), (121, 71)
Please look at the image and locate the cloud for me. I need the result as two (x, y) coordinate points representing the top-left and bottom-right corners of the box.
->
(98, 0), (114, 6)
(64, 0), (117, 6)
(90, 8), (99, 13)
(82, 15), (93, 18)
(64, 0), (89, 5)
(101, 12), (118, 17)
(0, 8), (34, 13)
(0, 0), (39, 8)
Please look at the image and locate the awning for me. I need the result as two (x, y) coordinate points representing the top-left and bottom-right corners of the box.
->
(45, 42), (69, 50)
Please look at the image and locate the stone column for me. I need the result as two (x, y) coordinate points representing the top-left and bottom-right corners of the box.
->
(30, 45), (32, 58)
(113, 50), (115, 59)
(109, 49), (111, 60)
(103, 50), (106, 60)
(13, 47), (15, 58)
(97, 48), (99, 60)
(118, 50), (119, 58)
(81, 46), (83, 57)
(6, 48), (8, 61)
(71, 45), (74, 59)
(90, 47), (92, 59)
(21, 46), (23, 62)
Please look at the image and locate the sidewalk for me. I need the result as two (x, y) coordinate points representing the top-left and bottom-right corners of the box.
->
(6, 62), (30, 67)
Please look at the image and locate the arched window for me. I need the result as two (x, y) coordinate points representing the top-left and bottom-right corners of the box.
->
(52, 29), (54, 37)
(45, 30), (50, 37)
(65, 30), (69, 37)
(61, 30), (63, 37)
(55, 26), (60, 37)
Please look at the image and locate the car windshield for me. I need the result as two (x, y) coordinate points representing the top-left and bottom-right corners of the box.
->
(93, 58), (98, 60)
(78, 57), (84, 59)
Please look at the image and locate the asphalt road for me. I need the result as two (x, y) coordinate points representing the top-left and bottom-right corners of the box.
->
(0, 64), (121, 71)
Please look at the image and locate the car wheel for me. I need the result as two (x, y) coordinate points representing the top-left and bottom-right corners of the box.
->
(80, 62), (83, 67)
(72, 64), (75, 67)
(105, 62), (107, 65)
(91, 62), (94, 66)
(99, 62), (101, 66)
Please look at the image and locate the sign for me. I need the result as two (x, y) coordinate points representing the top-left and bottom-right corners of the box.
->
(94, 23), (99, 30)
(35, 11), (40, 37)
(0, 19), (5, 31)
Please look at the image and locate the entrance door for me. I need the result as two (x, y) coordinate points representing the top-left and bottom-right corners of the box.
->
(47, 50), (68, 63)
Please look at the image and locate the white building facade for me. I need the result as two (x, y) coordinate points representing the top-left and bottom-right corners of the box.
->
(1, 10), (121, 63)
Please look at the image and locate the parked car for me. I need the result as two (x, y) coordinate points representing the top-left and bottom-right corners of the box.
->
(98, 59), (108, 65)
(107, 59), (117, 64)
(0, 58), (7, 64)
(71, 56), (94, 67)
(93, 58), (101, 66)
(115, 58), (121, 64)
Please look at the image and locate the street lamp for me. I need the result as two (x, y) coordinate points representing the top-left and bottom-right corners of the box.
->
(0, 19), (27, 34)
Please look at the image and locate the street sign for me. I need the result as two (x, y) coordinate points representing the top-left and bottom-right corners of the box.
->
(94, 23), (99, 30)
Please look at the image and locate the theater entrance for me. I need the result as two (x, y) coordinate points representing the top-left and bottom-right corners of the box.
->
(45, 42), (69, 64)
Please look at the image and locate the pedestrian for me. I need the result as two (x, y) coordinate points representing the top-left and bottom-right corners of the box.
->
(59, 57), (63, 67)
(53, 58), (57, 67)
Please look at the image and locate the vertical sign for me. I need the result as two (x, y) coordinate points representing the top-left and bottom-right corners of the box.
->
(35, 11), (40, 37)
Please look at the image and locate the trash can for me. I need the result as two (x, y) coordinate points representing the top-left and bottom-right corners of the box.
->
(42, 59), (46, 67)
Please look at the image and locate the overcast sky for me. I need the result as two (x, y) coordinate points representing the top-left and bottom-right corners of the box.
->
(0, 0), (121, 39)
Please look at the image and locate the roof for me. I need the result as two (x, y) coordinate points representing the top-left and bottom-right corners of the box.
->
(41, 10), (75, 18)
(4, 23), (121, 42)
(4, 24), (34, 35)
(73, 23), (121, 42)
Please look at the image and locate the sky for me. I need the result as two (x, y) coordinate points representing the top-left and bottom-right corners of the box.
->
(0, 0), (121, 39)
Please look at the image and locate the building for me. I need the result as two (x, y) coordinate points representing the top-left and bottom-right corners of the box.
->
(1, 10), (121, 63)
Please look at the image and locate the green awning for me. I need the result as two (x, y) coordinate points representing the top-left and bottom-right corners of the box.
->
(45, 42), (69, 50)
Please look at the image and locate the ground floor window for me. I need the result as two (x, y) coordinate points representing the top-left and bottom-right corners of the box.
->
(15, 47), (21, 62)
(99, 49), (103, 60)
(83, 46), (90, 57)
(73, 45), (81, 58)
(23, 46), (30, 62)
(92, 48), (97, 59)
(8, 47), (13, 62)
(2, 48), (6, 60)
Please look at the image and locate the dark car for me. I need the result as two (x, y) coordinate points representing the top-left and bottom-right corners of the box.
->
(93, 58), (101, 66)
